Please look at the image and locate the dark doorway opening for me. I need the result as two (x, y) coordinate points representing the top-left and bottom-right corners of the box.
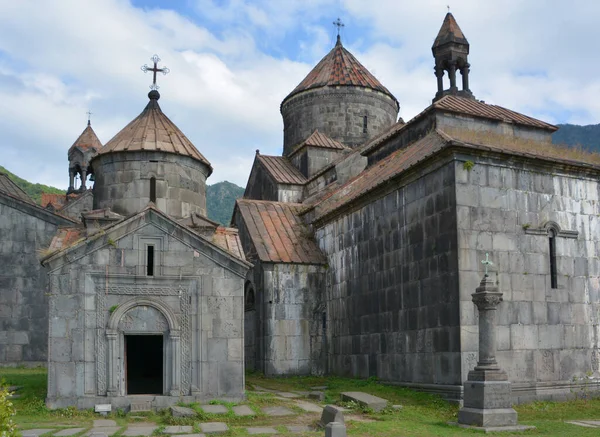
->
(125, 335), (163, 395)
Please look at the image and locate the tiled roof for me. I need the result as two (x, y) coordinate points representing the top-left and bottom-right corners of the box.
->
(212, 227), (246, 261)
(48, 227), (85, 252)
(257, 154), (307, 185)
(237, 199), (326, 264)
(98, 92), (212, 170)
(433, 13), (469, 48)
(284, 38), (397, 104)
(290, 130), (348, 156)
(69, 124), (102, 152)
(434, 95), (558, 131)
(41, 193), (66, 209)
(0, 173), (34, 204)
(310, 132), (448, 221)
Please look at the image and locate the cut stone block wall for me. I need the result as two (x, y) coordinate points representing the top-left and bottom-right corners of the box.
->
(0, 196), (71, 365)
(315, 161), (461, 385)
(455, 156), (600, 402)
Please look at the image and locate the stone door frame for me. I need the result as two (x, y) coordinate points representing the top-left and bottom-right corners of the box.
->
(106, 297), (181, 397)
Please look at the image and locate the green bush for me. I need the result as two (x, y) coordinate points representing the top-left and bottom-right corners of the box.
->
(0, 384), (19, 437)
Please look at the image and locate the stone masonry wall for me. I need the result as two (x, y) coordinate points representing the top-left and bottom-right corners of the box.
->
(45, 214), (245, 408)
(315, 161), (461, 386)
(0, 198), (70, 364)
(281, 87), (398, 155)
(259, 263), (326, 376)
(93, 151), (210, 219)
(455, 156), (600, 402)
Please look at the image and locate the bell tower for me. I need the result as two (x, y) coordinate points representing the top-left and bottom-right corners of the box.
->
(432, 12), (474, 102)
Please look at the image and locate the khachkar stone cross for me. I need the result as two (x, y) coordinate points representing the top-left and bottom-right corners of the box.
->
(456, 253), (534, 431)
(141, 54), (170, 90)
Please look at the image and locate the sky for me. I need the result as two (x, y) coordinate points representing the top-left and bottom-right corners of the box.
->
(0, 0), (599, 189)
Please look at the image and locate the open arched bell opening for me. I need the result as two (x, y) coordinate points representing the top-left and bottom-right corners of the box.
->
(106, 297), (181, 397)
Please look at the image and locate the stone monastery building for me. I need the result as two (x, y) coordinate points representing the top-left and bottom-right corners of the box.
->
(0, 13), (598, 407)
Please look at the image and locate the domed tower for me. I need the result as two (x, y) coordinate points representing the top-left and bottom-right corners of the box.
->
(281, 34), (399, 155)
(92, 56), (212, 219)
(67, 118), (101, 193)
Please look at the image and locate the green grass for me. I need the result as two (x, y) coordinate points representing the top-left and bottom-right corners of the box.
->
(1, 368), (600, 436)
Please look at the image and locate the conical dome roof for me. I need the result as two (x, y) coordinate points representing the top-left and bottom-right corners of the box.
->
(283, 37), (398, 105)
(433, 12), (469, 48)
(97, 91), (212, 171)
(69, 123), (102, 153)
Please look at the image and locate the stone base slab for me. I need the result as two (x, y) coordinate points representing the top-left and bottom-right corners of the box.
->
(449, 422), (536, 433)
(458, 407), (518, 428)
(463, 380), (513, 410)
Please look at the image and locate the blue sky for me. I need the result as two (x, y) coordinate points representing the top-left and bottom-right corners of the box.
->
(0, 0), (599, 189)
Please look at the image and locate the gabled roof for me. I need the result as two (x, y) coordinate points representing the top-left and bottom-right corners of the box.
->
(69, 123), (102, 153)
(97, 91), (212, 172)
(257, 153), (307, 185)
(0, 173), (34, 204)
(283, 37), (398, 105)
(237, 199), (326, 264)
(289, 130), (348, 157)
(433, 12), (469, 48)
(433, 95), (558, 131)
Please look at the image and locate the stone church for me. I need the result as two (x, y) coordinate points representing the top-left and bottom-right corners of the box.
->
(235, 13), (600, 403)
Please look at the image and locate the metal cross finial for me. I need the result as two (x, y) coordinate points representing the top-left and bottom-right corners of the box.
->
(333, 17), (345, 36)
(86, 110), (92, 126)
(481, 252), (494, 276)
(141, 54), (170, 90)
(447, 5), (451, 13)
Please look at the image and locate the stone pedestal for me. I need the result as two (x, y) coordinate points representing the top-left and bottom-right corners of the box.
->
(457, 274), (533, 432)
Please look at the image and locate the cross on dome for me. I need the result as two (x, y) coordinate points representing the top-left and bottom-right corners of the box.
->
(141, 54), (170, 90)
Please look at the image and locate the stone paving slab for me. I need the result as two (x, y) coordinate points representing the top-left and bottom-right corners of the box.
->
(567, 420), (600, 428)
(276, 392), (301, 398)
(286, 425), (312, 433)
(171, 406), (197, 417)
(201, 404), (228, 414)
(122, 426), (157, 436)
(92, 421), (116, 428)
(85, 428), (120, 437)
(232, 405), (255, 416)
(164, 426), (193, 434)
(22, 429), (55, 437)
(198, 423), (228, 434)
(177, 435), (206, 437)
(262, 406), (295, 416)
(294, 400), (323, 413)
(54, 428), (86, 436)
(341, 392), (387, 412)
(246, 427), (278, 435)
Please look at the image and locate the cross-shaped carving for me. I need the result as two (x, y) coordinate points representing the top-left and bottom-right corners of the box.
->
(141, 54), (170, 90)
(481, 252), (494, 276)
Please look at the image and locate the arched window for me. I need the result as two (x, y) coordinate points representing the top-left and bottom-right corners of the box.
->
(548, 228), (557, 289)
(245, 281), (255, 311)
(150, 177), (156, 203)
(363, 115), (368, 133)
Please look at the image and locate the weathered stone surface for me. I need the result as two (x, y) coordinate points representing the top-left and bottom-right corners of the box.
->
(325, 422), (347, 437)
(294, 400), (322, 413)
(308, 391), (325, 401)
(200, 404), (228, 414)
(93, 420), (116, 427)
(164, 426), (193, 434)
(246, 427), (277, 435)
(198, 423), (228, 434)
(275, 391), (300, 398)
(85, 428), (120, 437)
(122, 426), (157, 437)
(320, 405), (345, 427)
(171, 406), (197, 418)
(286, 425), (312, 433)
(262, 406), (295, 416)
(232, 405), (255, 416)
(567, 420), (600, 428)
(54, 429), (85, 436)
(21, 430), (55, 437)
(340, 392), (387, 412)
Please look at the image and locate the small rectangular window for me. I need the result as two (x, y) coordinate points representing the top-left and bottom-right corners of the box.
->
(150, 177), (156, 203)
(147, 245), (155, 276)
(549, 234), (557, 289)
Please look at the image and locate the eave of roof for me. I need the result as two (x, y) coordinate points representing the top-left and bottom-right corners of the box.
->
(257, 154), (307, 185)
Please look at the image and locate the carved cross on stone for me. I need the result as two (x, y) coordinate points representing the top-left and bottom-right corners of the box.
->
(141, 54), (170, 90)
(481, 252), (493, 276)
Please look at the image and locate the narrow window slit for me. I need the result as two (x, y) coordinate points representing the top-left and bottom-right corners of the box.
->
(363, 115), (368, 133)
(150, 177), (156, 203)
(549, 230), (557, 289)
(147, 245), (154, 276)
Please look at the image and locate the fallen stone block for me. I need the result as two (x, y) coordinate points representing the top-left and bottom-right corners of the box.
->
(341, 391), (387, 412)
(170, 406), (197, 418)
(320, 405), (345, 427)
(308, 391), (325, 401)
(325, 422), (346, 437)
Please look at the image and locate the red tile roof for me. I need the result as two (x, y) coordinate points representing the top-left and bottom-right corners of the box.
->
(0, 173), (34, 204)
(237, 199), (326, 264)
(257, 154), (307, 185)
(283, 38), (397, 105)
(41, 193), (66, 209)
(289, 130), (348, 157)
(48, 227), (85, 252)
(98, 93), (212, 171)
(434, 95), (557, 131)
(433, 13), (469, 48)
(212, 227), (246, 261)
(69, 124), (102, 153)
